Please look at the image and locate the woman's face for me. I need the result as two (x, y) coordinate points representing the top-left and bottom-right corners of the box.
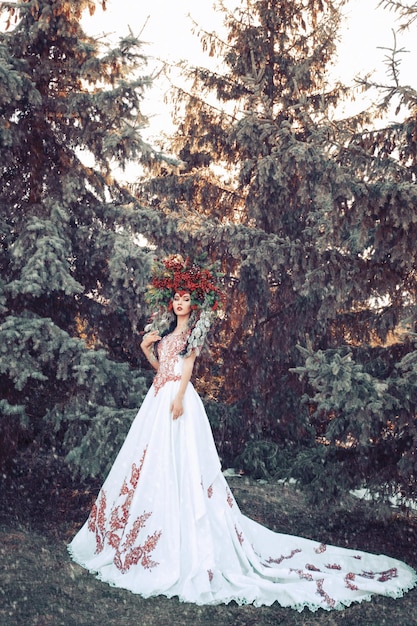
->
(172, 292), (192, 318)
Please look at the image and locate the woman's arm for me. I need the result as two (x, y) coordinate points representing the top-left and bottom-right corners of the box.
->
(170, 351), (197, 420)
(140, 330), (161, 371)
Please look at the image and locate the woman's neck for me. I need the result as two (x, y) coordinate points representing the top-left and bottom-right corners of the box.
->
(174, 320), (189, 334)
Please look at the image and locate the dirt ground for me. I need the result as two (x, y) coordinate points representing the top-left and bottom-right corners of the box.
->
(1, 452), (417, 626)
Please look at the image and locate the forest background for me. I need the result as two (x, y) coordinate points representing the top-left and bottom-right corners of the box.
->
(2, 0), (417, 514)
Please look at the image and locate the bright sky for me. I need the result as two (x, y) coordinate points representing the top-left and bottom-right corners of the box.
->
(79, 0), (417, 183)
(2, 0), (415, 136)
(1, 2), (414, 183)
(83, 0), (416, 77)
(82, 0), (237, 142)
(81, 0), (417, 135)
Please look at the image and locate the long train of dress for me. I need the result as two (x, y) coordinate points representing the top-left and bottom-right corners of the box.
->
(68, 333), (416, 611)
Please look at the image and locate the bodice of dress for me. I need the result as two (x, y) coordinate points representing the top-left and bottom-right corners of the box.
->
(152, 332), (189, 395)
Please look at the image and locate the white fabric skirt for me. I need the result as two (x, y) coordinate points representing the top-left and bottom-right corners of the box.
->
(68, 379), (416, 611)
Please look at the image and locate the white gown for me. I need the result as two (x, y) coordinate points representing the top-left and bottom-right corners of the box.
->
(68, 332), (416, 611)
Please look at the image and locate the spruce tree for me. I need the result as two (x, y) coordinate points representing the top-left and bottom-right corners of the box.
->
(0, 0), (161, 478)
(291, 0), (417, 503)
(143, 0), (417, 503)
(142, 0), (352, 463)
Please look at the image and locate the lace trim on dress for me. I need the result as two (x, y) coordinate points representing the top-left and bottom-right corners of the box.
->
(153, 332), (190, 395)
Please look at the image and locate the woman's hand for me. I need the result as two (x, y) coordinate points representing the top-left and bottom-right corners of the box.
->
(170, 394), (184, 420)
(141, 330), (161, 349)
(170, 352), (196, 419)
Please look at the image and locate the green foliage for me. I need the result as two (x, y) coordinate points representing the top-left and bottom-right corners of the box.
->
(289, 445), (358, 506)
(293, 341), (395, 445)
(51, 371), (150, 480)
(204, 399), (243, 466)
(9, 214), (84, 297)
(235, 440), (295, 480)
(292, 337), (417, 502)
(0, 0), (162, 475)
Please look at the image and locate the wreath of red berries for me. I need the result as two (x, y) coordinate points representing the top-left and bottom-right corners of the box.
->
(145, 254), (225, 312)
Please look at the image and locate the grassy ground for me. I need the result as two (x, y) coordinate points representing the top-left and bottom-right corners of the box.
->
(1, 452), (417, 626)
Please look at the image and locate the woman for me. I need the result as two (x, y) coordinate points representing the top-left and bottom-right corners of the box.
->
(68, 255), (416, 610)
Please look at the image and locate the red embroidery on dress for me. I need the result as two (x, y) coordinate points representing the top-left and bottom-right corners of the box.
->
(153, 333), (189, 395)
(208, 569), (214, 582)
(306, 563), (321, 571)
(113, 513), (162, 573)
(265, 548), (302, 566)
(326, 563), (342, 570)
(87, 490), (107, 553)
(314, 543), (327, 554)
(357, 568), (398, 582)
(88, 504), (97, 534)
(226, 488), (234, 508)
(86, 447), (161, 572)
(345, 572), (359, 591)
(235, 525), (244, 545)
(316, 579), (336, 607)
(207, 484), (213, 498)
(290, 568), (313, 581)
(107, 448), (148, 547)
(378, 568), (398, 582)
